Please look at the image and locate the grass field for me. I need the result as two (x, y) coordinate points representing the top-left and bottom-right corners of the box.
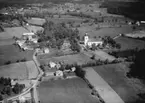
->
(0, 61), (38, 80)
(46, 16), (84, 24)
(0, 44), (33, 66)
(115, 37), (145, 50)
(0, 38), (15, 46)
(39, 78), (99, 103)
(0, 27), (29, 39)
(39, 52), (94, 65)
(93, 63), (145, 103)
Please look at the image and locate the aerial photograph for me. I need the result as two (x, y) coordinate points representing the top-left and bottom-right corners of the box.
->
(0, 0), (145, 103)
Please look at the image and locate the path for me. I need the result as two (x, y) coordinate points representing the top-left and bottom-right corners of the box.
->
(85, 68), (125, 103)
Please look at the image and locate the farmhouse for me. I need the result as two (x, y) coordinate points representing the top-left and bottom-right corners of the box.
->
(84, 33), (103, 47)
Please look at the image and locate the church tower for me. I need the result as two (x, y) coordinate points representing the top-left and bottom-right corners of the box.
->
(84, 32), (89, 46)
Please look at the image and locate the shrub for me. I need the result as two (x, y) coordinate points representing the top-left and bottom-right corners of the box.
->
(5, 61), (11, 65)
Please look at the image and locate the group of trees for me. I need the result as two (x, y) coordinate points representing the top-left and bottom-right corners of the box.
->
(0, 77), (25, 101)
(38, 21), (81, 52)
(102, 36), (121, 49)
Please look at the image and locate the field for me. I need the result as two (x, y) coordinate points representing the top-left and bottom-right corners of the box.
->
(78, 25), (133, 38)
(0, 61), (39, 80)
(46, 16), (84, 24)
(0, 38), (15, 46)
(0, 27), (29, 39)
(26, 18), (46, 26)
(38, 78), (99, 103)
(93, 63), (145, 103)
(39, 52), (94, 65)
(115, 37), (145, 50)
(0, 44), (33, 66)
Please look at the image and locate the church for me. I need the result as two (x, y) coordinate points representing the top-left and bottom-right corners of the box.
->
(84, 33), (103, 47)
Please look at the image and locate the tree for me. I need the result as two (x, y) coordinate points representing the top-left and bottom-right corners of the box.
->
(13, 83), (25, 94)
(74, 65), (85, 78)
(116, 43), (121, 49)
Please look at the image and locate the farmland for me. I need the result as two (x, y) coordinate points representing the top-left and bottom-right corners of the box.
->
(93, 63), (145, 103)
(46, 16), (84, 24)
(0, 61), (39, 80)
(38, 78), (99, 103)
(0, 44), (33, 66)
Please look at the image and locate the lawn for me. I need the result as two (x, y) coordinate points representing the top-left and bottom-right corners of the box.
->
(115, 37), (145, 50)
(0, 61), (38, 80)
(93, 63), (145, 103)
(0, 44), (33, 66)
(38, 78), (99, 103)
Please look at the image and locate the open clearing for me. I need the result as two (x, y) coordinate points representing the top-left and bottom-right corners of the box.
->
(93, 63), (145, 103)
(39, 52), (94, 65)
(0, 60), (38, 80)
(115, 37), (145, 50)
(0, 27), (29, 39)
(0, 44), (33, 66)
(39, 78), (99, 103)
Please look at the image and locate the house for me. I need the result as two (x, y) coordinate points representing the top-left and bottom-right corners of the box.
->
(84, 33), (103, 47)
(43, 48), (49, 54)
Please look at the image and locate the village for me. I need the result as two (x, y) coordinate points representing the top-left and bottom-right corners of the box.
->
(0, 1), (145, 103)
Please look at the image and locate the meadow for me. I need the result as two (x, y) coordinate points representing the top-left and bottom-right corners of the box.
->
(38, 77), (99, 103)
(93, 63), (145, 103)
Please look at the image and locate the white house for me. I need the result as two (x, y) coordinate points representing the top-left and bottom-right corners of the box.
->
(84, 33), (103, 47)
(49, 61), (56, 68)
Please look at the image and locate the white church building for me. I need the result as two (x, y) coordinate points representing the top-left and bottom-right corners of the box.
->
(84, 33), (103, 47)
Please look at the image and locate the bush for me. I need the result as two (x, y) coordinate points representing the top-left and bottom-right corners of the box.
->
(5, 61), (11, 65)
